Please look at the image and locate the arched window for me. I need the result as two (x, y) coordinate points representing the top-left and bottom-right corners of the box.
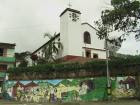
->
(84, 31), (91, 44)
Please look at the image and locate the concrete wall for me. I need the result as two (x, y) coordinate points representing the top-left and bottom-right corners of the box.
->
(60, 10), (82, 57)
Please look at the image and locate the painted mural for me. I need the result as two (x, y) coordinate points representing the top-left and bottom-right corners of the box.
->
(1, 76), (136, 102)
(112, 76), (136, 98)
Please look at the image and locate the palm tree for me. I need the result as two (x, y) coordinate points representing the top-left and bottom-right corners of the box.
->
(42, 32), (63, 63)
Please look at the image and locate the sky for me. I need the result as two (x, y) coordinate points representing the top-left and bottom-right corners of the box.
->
(0, 0), (140, 55)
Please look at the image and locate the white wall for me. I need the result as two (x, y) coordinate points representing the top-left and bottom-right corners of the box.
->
(60, 12), (69, 57)
(81, 24), (106, 59)
(60, 10), (82, 57)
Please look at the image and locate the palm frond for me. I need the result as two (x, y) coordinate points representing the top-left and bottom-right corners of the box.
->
(40, 32), (63, 63)
(44, 33), (53, 39)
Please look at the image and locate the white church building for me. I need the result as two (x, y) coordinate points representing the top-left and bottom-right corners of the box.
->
(32, 8), (107, 62)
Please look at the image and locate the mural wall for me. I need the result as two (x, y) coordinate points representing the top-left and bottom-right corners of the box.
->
(112, 76), (136, 98)
(2, 76), (136, 102)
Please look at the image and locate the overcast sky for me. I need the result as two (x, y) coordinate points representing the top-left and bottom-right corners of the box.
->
(0, 0), (140, 55)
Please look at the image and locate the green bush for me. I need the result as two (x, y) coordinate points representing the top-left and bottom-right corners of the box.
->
(7, 56), (140, 75)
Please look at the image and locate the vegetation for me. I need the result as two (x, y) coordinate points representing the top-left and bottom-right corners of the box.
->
(42, 32), (63, 63)
(15, 51), (31, 67)
(18, 60), (28, 67)
(7, 56), (140, 75)
(96, 0), (140, 40)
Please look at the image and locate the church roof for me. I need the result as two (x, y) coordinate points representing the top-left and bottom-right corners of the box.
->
(81, 23), (98, 31)
(32, 33), (60, 54)
(60, 8), (81, 17)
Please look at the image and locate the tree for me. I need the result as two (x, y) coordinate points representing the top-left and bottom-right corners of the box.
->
(37, 58), (46, 64)
(18, 60), (28, 67)
(31, 54), (38, 65)
(97, 0), (140, 40)
(15, 51), (30, 67)
(95, 19), (123, 57)
(95, 0), (140, 99)
(42, 32), (63, 63)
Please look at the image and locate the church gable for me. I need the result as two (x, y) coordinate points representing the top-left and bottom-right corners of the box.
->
(81, 23), (105, 50)
(81, 23), (106, 59)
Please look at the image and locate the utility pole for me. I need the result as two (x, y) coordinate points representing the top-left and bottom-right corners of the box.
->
(105, 36), (111, 99)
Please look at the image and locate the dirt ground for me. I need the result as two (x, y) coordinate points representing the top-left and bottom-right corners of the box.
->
(0, 99), (140, 105)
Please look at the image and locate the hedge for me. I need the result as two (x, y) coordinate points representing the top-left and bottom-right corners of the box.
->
(7, 56), (140, 75)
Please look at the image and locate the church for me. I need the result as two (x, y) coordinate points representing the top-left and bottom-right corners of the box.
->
(32, 8), (106, 62)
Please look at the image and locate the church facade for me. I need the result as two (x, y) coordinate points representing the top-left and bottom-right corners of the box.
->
(32, 8), (106, 62)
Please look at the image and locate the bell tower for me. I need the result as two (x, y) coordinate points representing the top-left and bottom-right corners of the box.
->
(60, 8), (82, 58)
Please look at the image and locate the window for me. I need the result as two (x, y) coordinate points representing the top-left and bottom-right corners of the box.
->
(93, 53), (98, 59)
(0, 65), (7, 71)
(84, 31), (91, 44)
(0, 48), (4, 56)
(85, 50), (91, 58)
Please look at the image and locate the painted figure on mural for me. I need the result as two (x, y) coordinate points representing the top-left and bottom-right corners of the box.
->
(0, 87), (1, 94)
(56, 90), (62, 102)
(79, 80), (94, 95)
(49, 87), (57, 102)
(7, 88), (13, 98)
(16, 85), (24, 101)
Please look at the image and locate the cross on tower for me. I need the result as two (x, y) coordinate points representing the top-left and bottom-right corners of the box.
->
(68, 0), (72, 8)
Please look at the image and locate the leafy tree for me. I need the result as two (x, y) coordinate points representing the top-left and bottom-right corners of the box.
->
(37, 58), (46, 64)
(30, 54), (38, 65)
(18, 60), (28, 67)
(15, 51), (30, 67)
(95, 19), (123, 57)
(31, 54), (38, 61)
(97, 0), (140, 40)
(96, 0), (140, 98)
